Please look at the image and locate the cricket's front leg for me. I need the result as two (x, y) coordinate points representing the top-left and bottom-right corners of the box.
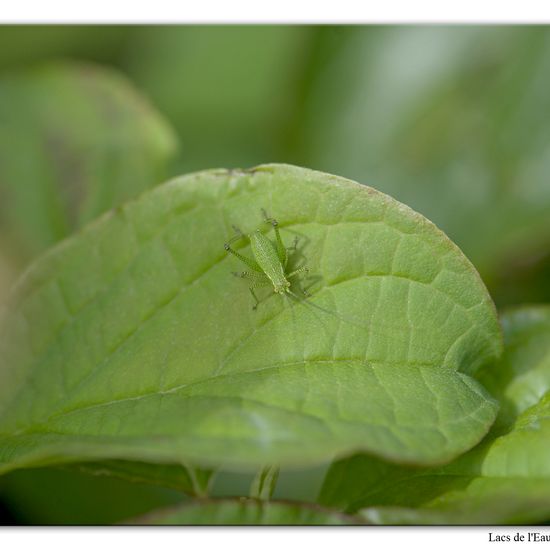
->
(287, 265), (311, 297)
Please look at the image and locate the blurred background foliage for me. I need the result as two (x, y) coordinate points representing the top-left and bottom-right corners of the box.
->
(0, 25), (549, 524)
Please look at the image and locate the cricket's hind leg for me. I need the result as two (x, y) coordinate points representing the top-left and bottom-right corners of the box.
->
(224, 227), (263, 273)
(261, 208), (287, 266)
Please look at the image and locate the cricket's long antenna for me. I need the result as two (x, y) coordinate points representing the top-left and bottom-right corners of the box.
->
(285, 288), (417, 354)
(286, 288), (369, 332)
(285, 289), (332, 335)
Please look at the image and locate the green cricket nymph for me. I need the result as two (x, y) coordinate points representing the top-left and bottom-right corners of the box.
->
(224, 209), (309, 309)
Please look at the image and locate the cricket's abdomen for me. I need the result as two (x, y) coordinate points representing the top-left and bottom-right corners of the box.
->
(249, 230), (288, 289)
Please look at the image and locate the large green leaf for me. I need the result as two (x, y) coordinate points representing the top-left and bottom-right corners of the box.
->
(0, 62), (178, 264)
(319, 306), (550, 524)
(128, 498), (360, 525)
(0, 164), (501, 474)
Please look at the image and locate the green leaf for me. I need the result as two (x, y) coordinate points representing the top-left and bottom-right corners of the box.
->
(0, 61), (178, 264)
(319, 306), (550, 524)
(128, 498), (360, 525)
(0, 164), (501, 474)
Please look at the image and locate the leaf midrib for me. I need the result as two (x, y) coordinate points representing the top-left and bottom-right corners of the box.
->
(7, 360), (493, 453)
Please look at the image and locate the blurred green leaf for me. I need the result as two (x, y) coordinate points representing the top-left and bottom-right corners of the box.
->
(0, 61), (178, 264)
(319, 306), (550, 525)
(0, 26), (134, 70)
(300, 27), (550, 303)
(0, 466), (184, 525)
(0, 164), (500, 474)
(128, 498), (359, 525)
(358, 478), (550, 525)
(125, 26), (310, 172)
(0, 248), (16, 307)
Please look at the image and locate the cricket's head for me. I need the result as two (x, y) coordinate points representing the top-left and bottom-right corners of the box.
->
(275, 280), (291, 295)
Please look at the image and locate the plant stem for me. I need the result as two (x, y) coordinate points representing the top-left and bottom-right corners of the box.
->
(250, 465), (280, 501)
